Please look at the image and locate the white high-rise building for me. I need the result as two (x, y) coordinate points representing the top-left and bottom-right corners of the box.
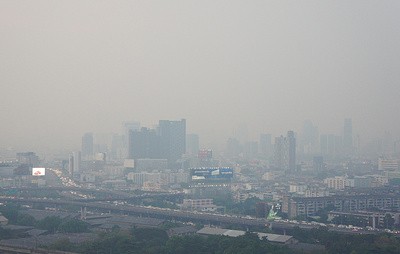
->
(72, 151), (81, 173)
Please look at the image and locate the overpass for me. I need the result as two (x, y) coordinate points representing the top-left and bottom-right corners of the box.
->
(0, 197), (388, 235)
(0, 187), (184, 201)
(0, 197), (268, 227)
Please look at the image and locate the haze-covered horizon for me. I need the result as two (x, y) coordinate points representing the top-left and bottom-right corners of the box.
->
(1, 1), (400, 153)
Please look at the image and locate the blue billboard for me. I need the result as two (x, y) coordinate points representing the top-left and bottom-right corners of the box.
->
(191, 167), (233, 181)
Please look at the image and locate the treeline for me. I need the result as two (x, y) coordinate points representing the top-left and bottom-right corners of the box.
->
(51, 226), (400, 254)
(287, 226), (400, 254)
(0, 204), (89, 235)
(2, 204), (400, 254)
(49, 227), (296, 254)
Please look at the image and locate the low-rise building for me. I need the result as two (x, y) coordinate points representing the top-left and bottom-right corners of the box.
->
(328, 211), (400, 229)
(0, 214), (8, 225)
(289, 184), (307, 194)
(197, 227), (298, 245)
(182, 199), (213, 210)
(324, 176), (347, 190)
(284, 194), (400, 219)
(102, 179), (127, 189)
(378, 158), (399, 171)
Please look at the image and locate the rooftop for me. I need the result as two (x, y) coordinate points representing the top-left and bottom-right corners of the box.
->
(197, 227), (295, 244)
(0, 233), (96, 249)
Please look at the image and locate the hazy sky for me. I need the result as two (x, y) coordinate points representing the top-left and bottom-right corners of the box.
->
(1, 1), (400, 152)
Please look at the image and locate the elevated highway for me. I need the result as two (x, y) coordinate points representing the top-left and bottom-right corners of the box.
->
(0, 197), (389, 235)
(0, 187), (183, 201)
(0, 197), (268, 227)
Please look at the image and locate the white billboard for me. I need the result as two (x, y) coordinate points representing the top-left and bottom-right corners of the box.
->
(32, 168), (45, 176)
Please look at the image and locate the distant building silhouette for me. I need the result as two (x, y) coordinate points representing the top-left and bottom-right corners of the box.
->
(186, 134), (200, 156)
(320, 134), (342, 158)
(244, 141), (258, 159)
(159, 119), (186, 167)
(68, 154), (74, 175)
(300, 120), (319, 155)
(198, 149), (213, 167)
(126, 119), (186, 168)
(225, 138), (242, 158)
(259, 134), (272, 158)
(68, 151), (81, 178)
(343, 118), (353, 155)
(274, 131), (296, 173)
(110, 134), (124, 161)
(123, 121), (141, 158)
(287, 131), (296, 172)
(16, 152), (39, 166)
(128, 127), (161, 159)
(81, 132), (93, 160)
(313, 156), (324, 171)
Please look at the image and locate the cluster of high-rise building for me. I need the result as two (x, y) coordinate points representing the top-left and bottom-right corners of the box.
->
(3, 116), (400, 232)
(319, 118), (355, 159)
(221, 118), (367, 173)
(69, 119), (187, 176)
(65, 117), (400, 184)
(128, 119), (186, 168)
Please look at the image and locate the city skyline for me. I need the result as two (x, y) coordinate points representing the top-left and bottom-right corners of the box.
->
(1, 1), (400, 153)
(1, 117), (399, 157)
(1, 2), (400, 252)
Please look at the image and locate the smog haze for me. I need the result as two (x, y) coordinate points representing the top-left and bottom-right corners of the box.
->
(1, 0), (400, 152)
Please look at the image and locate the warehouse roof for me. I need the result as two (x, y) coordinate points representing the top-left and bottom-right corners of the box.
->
(197, 227), (295, 244)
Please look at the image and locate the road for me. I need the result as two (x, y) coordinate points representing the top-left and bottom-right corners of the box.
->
(0, 197), (268, 227)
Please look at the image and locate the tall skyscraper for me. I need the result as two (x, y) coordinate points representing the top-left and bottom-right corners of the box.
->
(320, 134), (328, 155)
(68, 154), (74, 175)
(313, 156), (324, 171)
(244, 141), (258, 159)
(186, 133), (200, 156)
(287, 131), (296, 172)
(320, 134), (342, 158)
(81, 132), (93, 160)
(125, 119), (186, 168)
(274, 131), (296, 173)
(301, 120), (319, 155)
(226, 138), (242, 158)
(343, 118), (353, 155)
(259, 133), (272, 158)
(128, 127), (161, 159)
(158, 119), (186, 166)
(16, 152), (39, 166)
(110, 134), (124, 161)
(72, 151), (81, 174)
(122, 121), (141, 158)
(274, 135), (288, 170)
(233, 123), (248, 144)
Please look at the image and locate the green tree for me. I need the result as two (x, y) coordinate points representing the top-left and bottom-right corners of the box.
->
(0, 227), (16, 240)
(0, 204), (20, 223)
(383, 214), (395, 229)
(82, 230), (136, 254)
(17, 213), (36, 226)
(132, 227), (168, 251)
(58, 219), (89, 233)
(49, 238), (75, 252)
(36, 216), (62, 233)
